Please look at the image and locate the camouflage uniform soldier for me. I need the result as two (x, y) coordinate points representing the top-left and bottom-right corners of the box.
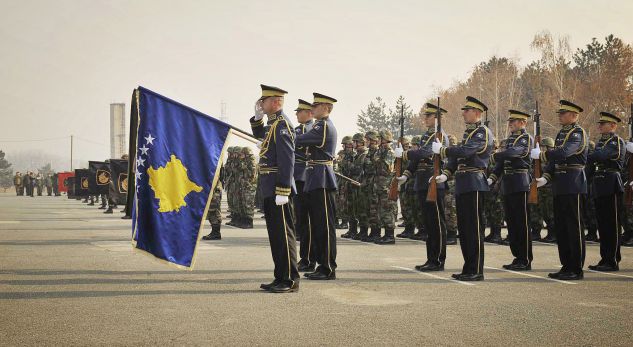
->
(336, 136), (354, 229)
(235, 147), (256, 228)
(444, 135), (458, 244)
(357, 131), (379, 241)
(396, 136), (417, 238)
(483, 141), (506, 244)
(203, 179), (223, 240)
(373, 130), (397, 245)
(583, 141), (599, 242)
(529, 137), (556, 242)
(344, 133), (369, 240)
(225, 147), (237, 224)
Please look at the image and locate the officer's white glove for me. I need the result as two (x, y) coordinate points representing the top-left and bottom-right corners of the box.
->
(536, 177), (547, 188)
(487, 178), (494, 186)
(432, 139), (443, 154)
(530, 143), (541, 160)
(394, 144), (403, 158)
(629, 181), (633, 187)
(626, 141), (633, 153)
(429, 174), (447, 184)
(255, 140), (262, 149)
(275, 195), (289, 206)
(254, 100), (265, 121)
(396, 175), (407, 186)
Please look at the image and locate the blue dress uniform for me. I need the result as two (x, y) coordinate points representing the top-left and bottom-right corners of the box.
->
(489, 110), (534, 269)
(440, 96), (494, 280)
(292, 99), (317, 270)
(295, 93), (338, 280)
(402, 103), (449, 270)
(540, 100), (588, 280)
(586, 112), (626, 271)
(250, 85), (299, 291)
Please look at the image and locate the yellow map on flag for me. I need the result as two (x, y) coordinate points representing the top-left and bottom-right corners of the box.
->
(147, 154), (203, 213)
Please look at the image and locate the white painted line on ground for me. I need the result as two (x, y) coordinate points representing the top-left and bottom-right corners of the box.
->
(586, 269), (633, 279)
(484, 266), (576, 285)
(391, 266), (475, 286)
(0, 221), (20, 224)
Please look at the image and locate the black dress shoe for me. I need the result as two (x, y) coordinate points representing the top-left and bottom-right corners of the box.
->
(558, 272), (583, 280)
(547, 271), (562, 279)
(588, 264), (619, 272)
(374, 236), (395, 245)
(269, 281), (299, 293)
(415, 263), (444, 272)
(451, 273), (462, 279)
(457, 273), (484, 281)
(298, 263), (316, 272)
(497, 238), (510, 246)
(503, 263), (531, 271)
(306, 271), (336, 280)
(303, 271), (318, 278)
(260, 279), (281, 290)
(540, 235), (557, 243)
(585, 234), (599, 242)
(446, 237), (457, 245)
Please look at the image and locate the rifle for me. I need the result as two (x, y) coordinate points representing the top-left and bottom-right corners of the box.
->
(388, 104), (405, 201)
(528, 101), (541, 205)
(625, 103), (633, 207)
(426, 97), (442, 202)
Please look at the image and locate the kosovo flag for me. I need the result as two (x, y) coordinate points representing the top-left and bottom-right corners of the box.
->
(131, 87), (231, 269)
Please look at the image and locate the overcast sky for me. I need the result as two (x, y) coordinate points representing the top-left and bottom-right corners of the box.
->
(1, 0), (632, 168)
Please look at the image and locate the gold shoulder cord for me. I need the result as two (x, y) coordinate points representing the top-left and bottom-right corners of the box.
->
(465, 126), (488, 154)
(512, 133), (531, 158)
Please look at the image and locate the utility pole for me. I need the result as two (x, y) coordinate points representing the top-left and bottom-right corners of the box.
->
(70, 135), (73, 171)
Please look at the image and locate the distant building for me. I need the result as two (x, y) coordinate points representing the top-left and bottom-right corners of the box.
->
(110, 103), (126, 159)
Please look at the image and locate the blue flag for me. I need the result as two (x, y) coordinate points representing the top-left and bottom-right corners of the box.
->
(131, 86), (231, 269)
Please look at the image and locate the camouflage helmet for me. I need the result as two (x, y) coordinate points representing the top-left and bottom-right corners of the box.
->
(341, 136), (353, 145)
(352, 133), (365, 142)
(540, 137), (555, 147)
(241, 147), (253, 156)
(401, 136), (412, 145)
(411, 135), (421, 144)
(589, 140), (596, 150)
(365, 130), (379, 141)
(379, 130), (393, 142)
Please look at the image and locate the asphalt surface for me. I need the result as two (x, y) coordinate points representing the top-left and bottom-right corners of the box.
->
(1, 191), (632, 346)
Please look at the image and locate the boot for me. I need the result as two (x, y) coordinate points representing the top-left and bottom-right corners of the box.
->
(411, 228), (427, 241)
(446, 229), (458, 245)
(622, 232), (633, 247)
(363, 227), (381, 242)
(585, 228), (599, 242)
(396, 225), (415, 238)
(104, 207), (113, 214)
(397, 222), (406, 228)
(485, 227), (502, 244)
(353, 226), (367, 240)
(341, 220), (358, 238)
(337, 219), (349, 230)
(242, 217), (253, 229)
(375, 228), (396, 245)
(202, 225), (222, 240)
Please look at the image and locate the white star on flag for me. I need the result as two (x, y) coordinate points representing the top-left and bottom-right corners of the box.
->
(139, 145), (149, 155)
(137, 157), (146, 167)
(145, 134), (155, 145)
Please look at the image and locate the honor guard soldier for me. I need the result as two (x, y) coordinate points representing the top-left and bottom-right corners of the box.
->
(250, 84), (300, 293)
(432, 96), (494, 281)
(395, 103), (449, 271)
(293, 99), (317, 272)
(296, 93), (338, 280)
(531, 100), (588, 280)
(488, 110), (534, 270)
(586, 112), (625, 271)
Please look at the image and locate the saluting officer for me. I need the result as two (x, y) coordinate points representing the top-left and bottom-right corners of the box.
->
(296, 93), (338, 280)
(395, 103), (449, 271)
(432, 96), (494, 281)
(293, 99), (317, 272)
(250, 84), (300, 293)
(532, 100), (588, 281)
(488, 110), (534, 271)
(586, 112), (626, 272)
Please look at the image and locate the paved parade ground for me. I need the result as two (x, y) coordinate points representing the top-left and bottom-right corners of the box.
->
(1, 192), (632, 346)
